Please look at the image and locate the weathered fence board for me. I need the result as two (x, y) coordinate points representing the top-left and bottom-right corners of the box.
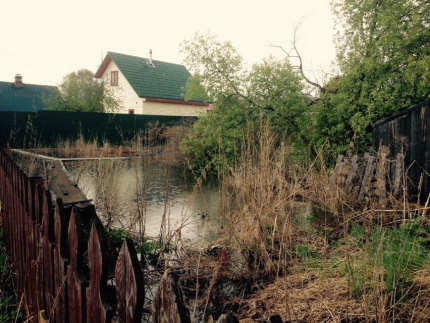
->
(53, 199), (70, 323)
(42, 189), (55, 317)
(332, 149), (411, 204)
(358, 156), (376, 200)
(373, 99), (430, 202)
(86, 221), (113, 323)
(67, 211), (86, 323)
(152, 268), (191, 323)
(115, 239), (144, 323)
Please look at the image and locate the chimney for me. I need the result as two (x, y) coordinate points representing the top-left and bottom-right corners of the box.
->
(14, 74), (23, 88)
(147, 49), (155, 67)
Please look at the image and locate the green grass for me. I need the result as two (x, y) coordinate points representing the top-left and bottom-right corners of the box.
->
(346, 218), (430, 303)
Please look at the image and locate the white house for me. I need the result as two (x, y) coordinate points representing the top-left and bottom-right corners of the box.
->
(94, 51), (210, 116)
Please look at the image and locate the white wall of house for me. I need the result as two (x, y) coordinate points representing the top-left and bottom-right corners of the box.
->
(103, 60), (143, 114)
(102, 60), (207, 116)
(142, 101), (206, 116)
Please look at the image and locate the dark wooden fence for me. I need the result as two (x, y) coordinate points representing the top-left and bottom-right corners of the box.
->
(0, 148), (145, 323)
(373, 99), (430, 201)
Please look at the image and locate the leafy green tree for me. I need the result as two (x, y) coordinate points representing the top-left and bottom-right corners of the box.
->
(306, 0), (430, 158)
(44, 69), (121, 113)
(181, 31), (246, 103)
(247, 57), (307, 136)
(180, 32), (307, 171)
(180, 101), (249, 172)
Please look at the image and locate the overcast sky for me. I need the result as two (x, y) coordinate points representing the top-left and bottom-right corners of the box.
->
(0, 0), (337, 86)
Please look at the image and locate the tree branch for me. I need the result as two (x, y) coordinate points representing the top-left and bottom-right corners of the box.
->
(272, 17), (326, 94)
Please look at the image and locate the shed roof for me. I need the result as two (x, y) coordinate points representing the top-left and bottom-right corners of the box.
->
(0, 81), (59, 112)
(95, 51), (198, 102)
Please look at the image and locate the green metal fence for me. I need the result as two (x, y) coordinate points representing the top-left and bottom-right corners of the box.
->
(0, 111), (195, 147)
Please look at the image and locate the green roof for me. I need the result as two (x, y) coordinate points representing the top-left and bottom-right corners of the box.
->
(0, 81), (59, 112)
(99, 51), (194, 101)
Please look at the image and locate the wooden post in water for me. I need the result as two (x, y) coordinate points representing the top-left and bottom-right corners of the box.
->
(152, 268), (191, 323)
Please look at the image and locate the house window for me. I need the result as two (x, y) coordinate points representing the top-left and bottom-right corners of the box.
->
(128, 109), (135, 114)
(111, 71), (118, 86)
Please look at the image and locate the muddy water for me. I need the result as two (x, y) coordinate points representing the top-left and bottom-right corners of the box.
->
(64, 158), (223, 246)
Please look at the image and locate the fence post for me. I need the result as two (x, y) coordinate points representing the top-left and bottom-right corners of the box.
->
(152, 268), (191, 323)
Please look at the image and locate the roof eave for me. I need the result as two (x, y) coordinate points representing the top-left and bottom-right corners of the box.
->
(94, 54), (112, 78)
(144, 97), (210, 107)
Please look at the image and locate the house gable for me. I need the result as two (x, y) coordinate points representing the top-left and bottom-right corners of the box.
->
(95, 51), (207, 103)
(102, 59), (142, 114)
(95, 51), (209, 116)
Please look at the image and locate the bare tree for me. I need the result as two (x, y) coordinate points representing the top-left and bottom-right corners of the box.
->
(271, 17), (329, 95)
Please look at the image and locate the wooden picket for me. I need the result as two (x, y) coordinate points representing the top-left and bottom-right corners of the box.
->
(87, 221), (114, 322)
(67, 211), (86, 323)
(53, 199), (69, 323)
(115, 239), (144, 323)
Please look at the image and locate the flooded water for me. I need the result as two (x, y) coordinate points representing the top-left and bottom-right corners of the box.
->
(64, 158), (223, 247)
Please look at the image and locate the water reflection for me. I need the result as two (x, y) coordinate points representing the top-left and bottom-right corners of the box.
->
(64, 158), (222, 246)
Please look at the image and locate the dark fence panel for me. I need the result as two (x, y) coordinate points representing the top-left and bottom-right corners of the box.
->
(373, 99), (430, 201)
(0, 111), (195, 148)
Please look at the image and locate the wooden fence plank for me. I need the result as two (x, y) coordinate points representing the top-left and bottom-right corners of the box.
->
(375, 149), (389, 200)
(358, 156), (376, 200)
(332, 155), (347, 188)
(393, 153), (404, 199)
(53, 199), (70, 323)
(152, 268), (191, 323)
(345, 155), (359, 196)
(42, 189), (55, 318)
(16, 167), (27, 298)
(25, 178), (37, 316)
(35, 180), (47, 315)
(16, 167), (23, 296)
(68, 210), (86, 323)
(86, 221), (113, 323)
(115, 239), (144, 323)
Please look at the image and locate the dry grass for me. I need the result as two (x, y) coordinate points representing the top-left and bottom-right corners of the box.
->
(207, 123), (430, 322)
(220, 126), (297, 277)
(238, 272), (365, 323)
(155, 123), (193, 167)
